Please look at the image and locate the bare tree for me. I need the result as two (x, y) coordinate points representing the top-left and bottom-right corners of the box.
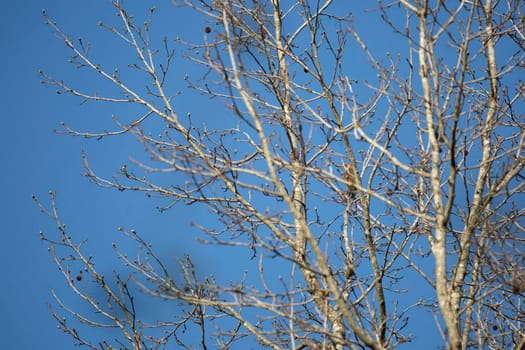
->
(37, 0), (525, 349)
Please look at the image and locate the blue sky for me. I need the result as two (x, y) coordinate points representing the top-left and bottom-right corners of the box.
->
(1, 2), (449, 349)
(2, 2), (210, 348)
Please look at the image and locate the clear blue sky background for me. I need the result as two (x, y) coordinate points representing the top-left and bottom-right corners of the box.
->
(2, 2), (212, 348)
(2, 1), (443, 349)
